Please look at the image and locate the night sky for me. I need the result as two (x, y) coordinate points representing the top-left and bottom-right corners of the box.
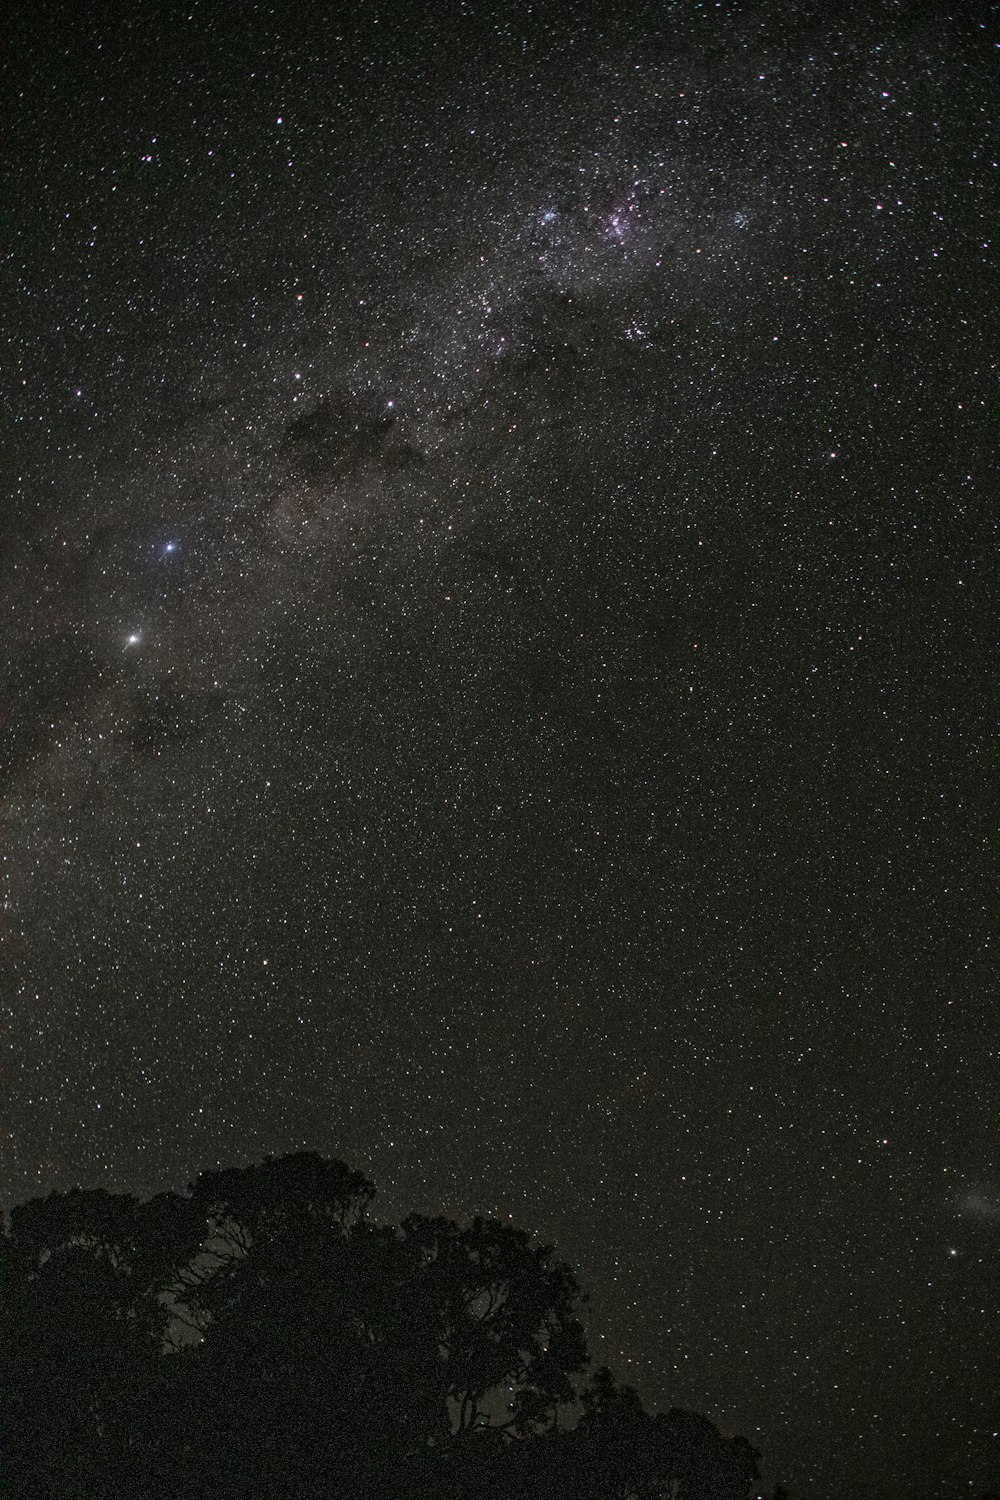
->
(3, 1), (997, 1494)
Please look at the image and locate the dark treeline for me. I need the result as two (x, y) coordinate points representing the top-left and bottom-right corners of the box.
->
(0, 1151), (773, 1499)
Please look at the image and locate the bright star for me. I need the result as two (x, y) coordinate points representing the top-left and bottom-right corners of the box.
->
(125, 632), (142, 649)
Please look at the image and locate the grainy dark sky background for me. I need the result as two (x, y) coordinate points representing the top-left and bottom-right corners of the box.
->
(2, 1), (997, 1494)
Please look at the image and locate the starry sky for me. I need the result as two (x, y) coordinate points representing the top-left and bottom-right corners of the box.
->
(2, 1), (997, 1494)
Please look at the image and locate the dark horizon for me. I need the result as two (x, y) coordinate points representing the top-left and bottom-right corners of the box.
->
(2, 1), (995, 1495)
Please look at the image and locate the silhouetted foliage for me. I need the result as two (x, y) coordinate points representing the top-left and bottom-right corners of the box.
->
(0, 1152), (764, 1499)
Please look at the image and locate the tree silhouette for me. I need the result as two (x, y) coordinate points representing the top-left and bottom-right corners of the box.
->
(168, 1158), (589, 1495)
(0, 1152), (764, 1500)
(0, 1186), (201, 1498)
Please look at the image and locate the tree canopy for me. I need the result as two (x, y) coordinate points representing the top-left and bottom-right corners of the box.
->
(0, 1152), (766, 1500)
